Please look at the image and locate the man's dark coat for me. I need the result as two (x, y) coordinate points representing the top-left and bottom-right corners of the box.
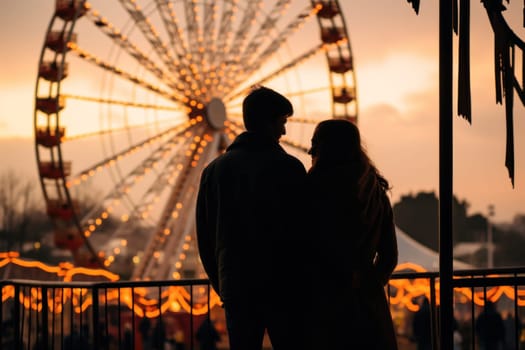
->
(196, 131), (306, 303)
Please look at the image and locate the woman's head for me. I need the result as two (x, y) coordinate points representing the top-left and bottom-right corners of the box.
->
(309, 118), (390, 191)
(308, 118), (362, 166)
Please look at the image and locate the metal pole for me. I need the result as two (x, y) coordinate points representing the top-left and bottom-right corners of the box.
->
(439, 0), (454, 349)
(487, 204), (495, 268)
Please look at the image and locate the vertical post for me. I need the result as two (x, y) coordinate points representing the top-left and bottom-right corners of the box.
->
(42, 286), (49, 350)
(439, 0), (454, 349)
(92, 287), (99, 350)
(487, 204), (495, 268)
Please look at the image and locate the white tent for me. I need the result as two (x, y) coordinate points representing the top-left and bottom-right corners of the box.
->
(396, 227), (472, 271)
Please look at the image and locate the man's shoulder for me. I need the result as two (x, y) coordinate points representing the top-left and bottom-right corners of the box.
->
(283, 152), (306, 169)
(273, 151), (306, 175)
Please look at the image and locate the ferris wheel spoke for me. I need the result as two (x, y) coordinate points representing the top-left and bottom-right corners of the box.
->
(61, 94), (183, 111)
(245, 6), (319, 70)
(220, 5), (318, 94)
(81, 130), (196, 246)
(226, 1), (262, 61)
(69, 44), (189, 104)
(132, 129), (218, 280)
(97, 139), (200, 268)
(183, 0), (201, 56)
(212, 1), (236, 69)
(117, 0), (183, 80)
(202, 2), (218, 65)
(67, 120), (199, 188)
(72, 44), (191, 104)
(153, 0), (190, 60)
(63, 119), (185, 142)
(147, 129), (219, 280)
(59, 94), (186, 142)
(225, 43), (325, 101)
(84, 8), (188, 88)
(240, 3), (314, 70)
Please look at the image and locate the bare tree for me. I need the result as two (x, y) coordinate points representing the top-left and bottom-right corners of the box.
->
(0, 170), (41, 251)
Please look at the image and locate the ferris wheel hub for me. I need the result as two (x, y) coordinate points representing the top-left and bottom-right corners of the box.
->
(205, 98), (227, 130)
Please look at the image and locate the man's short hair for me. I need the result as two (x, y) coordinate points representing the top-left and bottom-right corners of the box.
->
(242, 86), (293, 132)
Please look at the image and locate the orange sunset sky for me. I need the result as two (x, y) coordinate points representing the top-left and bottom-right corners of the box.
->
(0, 0), (524, 223)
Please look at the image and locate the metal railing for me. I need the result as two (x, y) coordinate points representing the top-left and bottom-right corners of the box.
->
(1, 267), (525, 349)
(390, 267), (525, 350)
(0, 278), (215, 350)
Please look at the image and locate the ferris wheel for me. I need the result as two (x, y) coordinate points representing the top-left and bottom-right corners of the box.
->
(34, 0), (358, 280)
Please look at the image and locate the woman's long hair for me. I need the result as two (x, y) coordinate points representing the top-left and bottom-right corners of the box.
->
(311, 119), (390, 242)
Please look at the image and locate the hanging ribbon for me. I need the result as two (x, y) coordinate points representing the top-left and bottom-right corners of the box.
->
(483, 0), (517, 186)
(458, 0), (472, 122)
(406, 0), (420, 14)
(408, 0), (519, 186)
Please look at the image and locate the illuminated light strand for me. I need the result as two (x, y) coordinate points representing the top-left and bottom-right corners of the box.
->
(67, 43), (189, 104)
(73, 124), (202, 258)
(225, 42), (326, 103)
(141, 131), (214, 279)
(84, 6), (192, 92)
(2, 252), (525, 315)
(222, 4), (318, 95)
(156, 134), (214, 280)
(0, 252), (220, 316)
(61, 93), (183, 111)
(389, 263), (525, 310)
(217, 0), (296, 91)
(66, 120), (197, 188)
(113, 0), (208, 97)
(83, 125), (195, 241)
(132, 127), (208, 279)
(223, 123), (240, 141)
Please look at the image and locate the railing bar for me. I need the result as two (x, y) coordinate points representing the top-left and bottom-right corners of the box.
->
(157, 285), (162, 336)
(29, 286), (34, 350)
(470, 283), (475, 350)
(514, 275), (519, 350)
(105, 287), (109, 350)
(3, 278), (211, 288)
(51, 288), (55, 350)
(453, 276), (525, 287)
(92, 287), (99, 350)
(69, 287), (74, 349)
(0, 285), (3, 347)
(42, 286), (49, 350)
(131, 286), (136, 350)
(80, 288), (84, 346)
(190, 284), (194, 350)
(61, 287), (65, 350)
(117, 287), (122, 348)
(14, 284), (21, 349)
(430, 276), (437, 350)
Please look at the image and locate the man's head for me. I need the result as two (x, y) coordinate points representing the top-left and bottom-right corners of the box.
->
(242, 86), (293, 140)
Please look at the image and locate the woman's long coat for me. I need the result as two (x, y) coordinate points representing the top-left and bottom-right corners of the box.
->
(306, 163), (399, 350)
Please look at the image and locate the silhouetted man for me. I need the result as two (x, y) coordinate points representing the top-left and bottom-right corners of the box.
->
(196, 86), (307, 350)
(476, 301), (505, 350)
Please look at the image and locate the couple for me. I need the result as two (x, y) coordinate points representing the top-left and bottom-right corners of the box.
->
(195, 86), (398, 350)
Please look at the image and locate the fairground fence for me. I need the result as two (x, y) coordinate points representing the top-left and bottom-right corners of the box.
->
(1, 267), (525, 349)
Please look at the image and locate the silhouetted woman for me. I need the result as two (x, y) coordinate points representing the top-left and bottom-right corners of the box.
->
(306, 119), (398, 350)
